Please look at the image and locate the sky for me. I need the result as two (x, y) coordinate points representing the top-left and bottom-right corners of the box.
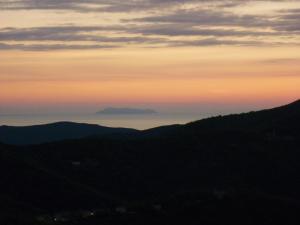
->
(1, 0), (300, 115)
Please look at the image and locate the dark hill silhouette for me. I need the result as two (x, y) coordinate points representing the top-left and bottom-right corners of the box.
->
(0, 122), (137, 145)
(185, 99), (300, 133)
(2, 100), (299, 145)
(139, 99), (300, 138)
(0, 99), (300, 225)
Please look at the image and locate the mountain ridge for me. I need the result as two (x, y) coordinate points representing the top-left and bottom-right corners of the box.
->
(1, 99), (299, 145)
(0, 121), (137, 145)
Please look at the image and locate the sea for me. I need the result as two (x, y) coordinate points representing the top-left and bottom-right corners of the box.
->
(0, 113), (208, 130)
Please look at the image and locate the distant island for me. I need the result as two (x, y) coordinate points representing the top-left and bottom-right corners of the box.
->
(97, 107), (157, 115)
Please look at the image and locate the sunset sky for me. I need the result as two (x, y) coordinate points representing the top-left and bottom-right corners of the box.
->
(1, 0), (300, 115)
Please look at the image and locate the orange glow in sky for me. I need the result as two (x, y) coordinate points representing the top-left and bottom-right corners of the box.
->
(1, 0), (300, 114)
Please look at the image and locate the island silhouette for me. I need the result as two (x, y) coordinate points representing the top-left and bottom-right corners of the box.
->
(96, 107), (157, 115)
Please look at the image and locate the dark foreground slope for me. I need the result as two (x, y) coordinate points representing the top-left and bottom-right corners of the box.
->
(0, 122), (137, 145)
(0, 100), (300, 225)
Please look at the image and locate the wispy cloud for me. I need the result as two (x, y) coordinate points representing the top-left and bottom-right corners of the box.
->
(0, 0), (295, 12)
(0, 42), (119, 51)
(1, 0), (300, 50)
(259, 58), (300, 64)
